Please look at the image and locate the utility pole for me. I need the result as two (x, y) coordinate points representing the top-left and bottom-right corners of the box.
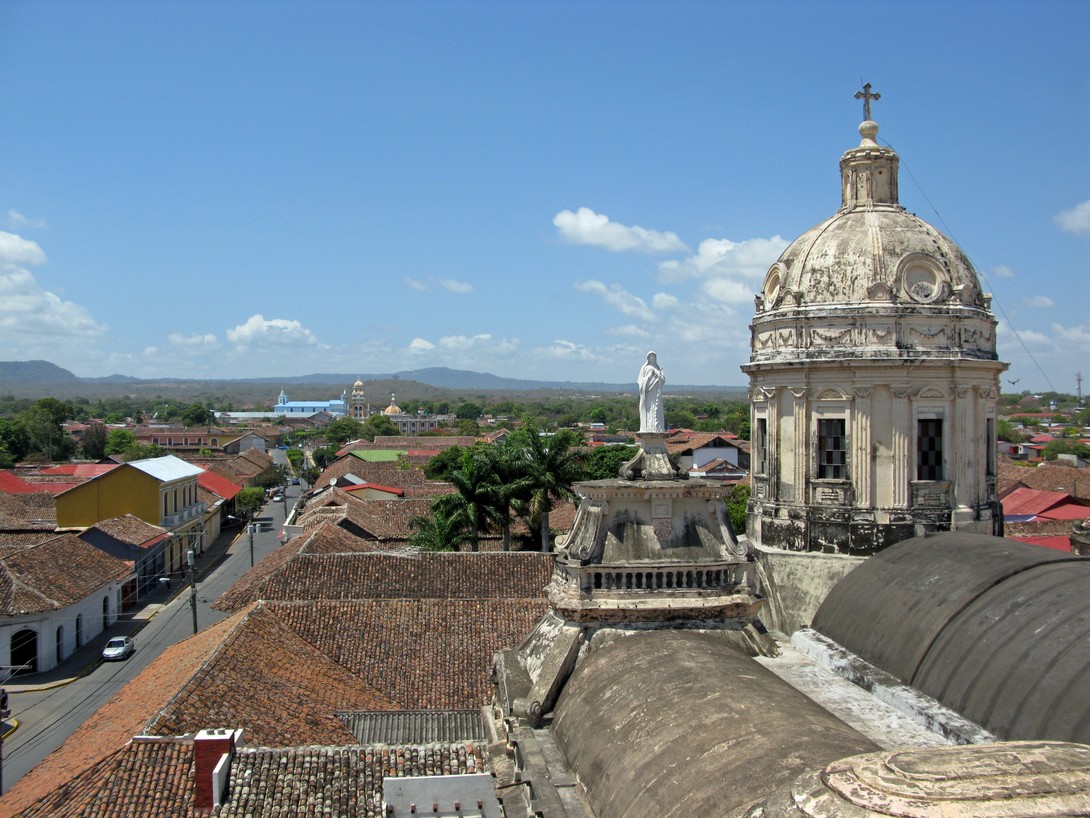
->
(248, 523), (255, 567)
(187, 549), (198, 635)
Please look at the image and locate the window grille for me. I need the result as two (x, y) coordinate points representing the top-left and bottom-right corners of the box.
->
(917, 418), (944, 480)
(817, 418), (847, 479)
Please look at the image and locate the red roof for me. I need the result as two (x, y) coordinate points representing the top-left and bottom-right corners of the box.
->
(196, 468), (242, 501)
(1002, 486), (1090, 520)
(0, 471), (80, 496)
(1009, 535), (1072, 552)
(37, 464), (119, 477)
(341, 482), (406, 497)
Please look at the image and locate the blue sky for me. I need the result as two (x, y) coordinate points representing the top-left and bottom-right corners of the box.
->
(1, 1), (1087, 392)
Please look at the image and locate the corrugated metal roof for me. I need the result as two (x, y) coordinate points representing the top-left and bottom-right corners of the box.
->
(127, 455), (204, 482)
(337, 710), (484, 744)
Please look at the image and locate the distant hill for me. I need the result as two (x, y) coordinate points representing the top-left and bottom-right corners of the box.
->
(0, 361), (747, 398)
(0, 360), (79, 382)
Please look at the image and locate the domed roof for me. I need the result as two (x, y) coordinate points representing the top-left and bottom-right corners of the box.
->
(758, 118), (986, 313)
(383, 392), (401, 415)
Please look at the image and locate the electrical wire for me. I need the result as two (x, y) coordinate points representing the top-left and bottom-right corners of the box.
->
(883, 137), (1059, 394)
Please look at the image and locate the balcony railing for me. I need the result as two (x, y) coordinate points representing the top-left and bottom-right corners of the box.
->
(554, 560), (752, 595)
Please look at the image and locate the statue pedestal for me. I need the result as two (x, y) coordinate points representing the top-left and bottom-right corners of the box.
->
(620, 432), (685, 480)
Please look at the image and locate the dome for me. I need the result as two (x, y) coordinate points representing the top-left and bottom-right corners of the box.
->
(383, 392), (402, 415)
(751, 117), (997, 365)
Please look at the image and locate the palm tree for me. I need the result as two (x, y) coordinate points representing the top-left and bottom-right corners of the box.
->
(434, 448), (503, 552)
(514, 427), (585, 552)
(487, 440), (534, 552)
(408, 504), (471, 552)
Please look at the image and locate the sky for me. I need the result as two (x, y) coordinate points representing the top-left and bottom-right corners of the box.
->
(1, 1), (1087, 392)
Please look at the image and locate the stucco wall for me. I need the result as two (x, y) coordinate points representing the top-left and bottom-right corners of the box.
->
(753, 543), (864, 636)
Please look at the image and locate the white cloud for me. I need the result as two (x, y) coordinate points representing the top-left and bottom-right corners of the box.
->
(439, 278), (473, 294)
(0, 231), (47, 266)
(1054, 200), (1090, 236)
(575, 280), (656, 322)
(408, 337), (435, 351)
(553, 207), (688, 253)
(438, 333), (494, 350)
(7, 210), (46, 230)
(535, 339), (601, 360)
(405, 276), (473, 294)
(1022, 296), (1055, 309)
(658, 235), (787, 283)
(605, 324), (652, 339)
(1051, 323), (1090, 348)
(226, 314), (323, 348)
(992, 265), (1015, 279)
(168, 332), (219, 346)
(0, 266), (108, 340)
(652, 292), (679, 310)
(703, 277), (757, 305)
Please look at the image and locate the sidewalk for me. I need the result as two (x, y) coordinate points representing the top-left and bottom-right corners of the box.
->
(3, 523), (244, 694)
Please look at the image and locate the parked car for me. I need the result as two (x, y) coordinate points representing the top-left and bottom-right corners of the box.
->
(102, 635), (135, 661)
(291, 477), (300, 485)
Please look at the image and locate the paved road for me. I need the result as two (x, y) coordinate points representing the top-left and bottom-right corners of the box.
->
(0, 480), (301, 794)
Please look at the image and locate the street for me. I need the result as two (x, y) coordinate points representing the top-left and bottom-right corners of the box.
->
(0, 478), (301, 794)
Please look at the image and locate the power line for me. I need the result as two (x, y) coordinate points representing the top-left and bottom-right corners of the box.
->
(883, 138), (1058, 394)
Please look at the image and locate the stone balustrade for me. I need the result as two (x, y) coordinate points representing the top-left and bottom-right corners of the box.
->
(554, 560), (752, 595)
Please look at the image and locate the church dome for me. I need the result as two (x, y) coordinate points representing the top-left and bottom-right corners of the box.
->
(383, 393), (402, 415)
(751, 115), (997, 365)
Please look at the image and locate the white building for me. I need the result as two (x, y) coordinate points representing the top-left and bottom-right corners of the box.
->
(742, 102), (1006, 554)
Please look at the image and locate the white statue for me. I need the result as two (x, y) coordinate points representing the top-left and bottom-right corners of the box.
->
(638, 351), (665, 433)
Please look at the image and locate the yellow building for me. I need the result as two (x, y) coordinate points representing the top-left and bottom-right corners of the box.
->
(57, 455), (207, 583)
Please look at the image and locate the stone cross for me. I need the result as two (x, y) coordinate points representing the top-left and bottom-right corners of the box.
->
(854, 82), (880, 121)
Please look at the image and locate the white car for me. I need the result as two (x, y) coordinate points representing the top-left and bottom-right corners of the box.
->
(102, 635), (135, 661)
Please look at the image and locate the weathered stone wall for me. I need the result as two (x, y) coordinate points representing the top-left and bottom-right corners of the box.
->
(753, 544), (864, 636)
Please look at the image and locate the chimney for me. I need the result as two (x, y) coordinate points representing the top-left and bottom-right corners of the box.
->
(193, 728), (243, 811)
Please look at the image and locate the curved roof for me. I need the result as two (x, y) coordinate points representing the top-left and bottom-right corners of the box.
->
(812, 532), (1090, 742)
(551, 630), (878, 818)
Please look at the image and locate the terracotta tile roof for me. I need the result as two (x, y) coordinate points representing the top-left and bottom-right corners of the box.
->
(0, 493), (55, 531)
(13, 738), (196, 818)
(0, 531), (59, 555)
(217, 743), (487, 818)
(0, 616), (243, 817)
(1000, 459), (1090, 498)
(297, 493), (434, 542)
(145, 603), (395, 746)
(359, 436), (477, 450)
(219, 552), (552, 611)
(0, 533), (132, 615)
(15, 739), (487, 818)
(0, 490), (56, 524)
(269, 598), (548, 710)
(213, 523), (399, 612)
(83, 514), (167, 547)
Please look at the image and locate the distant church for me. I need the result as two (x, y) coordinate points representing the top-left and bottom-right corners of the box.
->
(742, 85), (1005, 554)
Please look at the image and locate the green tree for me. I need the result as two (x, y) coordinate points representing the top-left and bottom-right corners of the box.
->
(122, 443), (164, 461)
(434, 448), (503, 552)
(19, 402), (72, 461)
(487, 440), (535, 552)
(455, 402), (483, 421)
(81, 421), (108, 459)
(512, 427), (584, 552)
(408, 505), (471, 552)
(105, 428), (138, 455)
(0, 418), (31, 463)
(363, 414), (399, 441)
(424, 445), (467, 481)
(181, 402), (216, 427)
(235, 487), (266, 520)
(582, 445), (638, 480)
(323, 417), (365, 446)
(725, 483), (750, 535)
(312, 445), (340, 470)
(1042, 440), (1090, 461)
